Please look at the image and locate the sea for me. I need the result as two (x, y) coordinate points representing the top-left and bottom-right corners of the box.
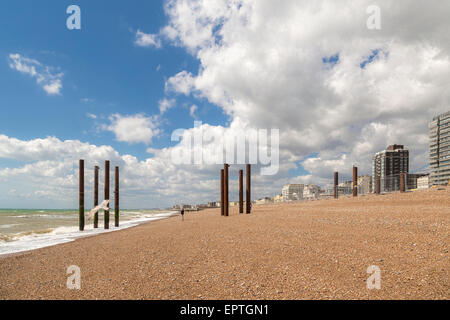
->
(0, 209), (178, 256)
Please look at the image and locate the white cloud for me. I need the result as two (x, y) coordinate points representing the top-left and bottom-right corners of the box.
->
(165, 71), (195, 95)
(2, 1), (450, 208)
(8, 53), (64, 95)
(134, 30), (162, 48)
(158, 98), (176, 114)
(162, 0), (450, 182)
(189, 105), (198, 118)
(104, 114), (160, 145)
(86, 113), (97, 119)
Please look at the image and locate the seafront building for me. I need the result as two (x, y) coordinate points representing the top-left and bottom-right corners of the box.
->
(282, 184), (304, 201)
(338, 181), (353, 195)
(357, 175), (372, 194)
(321, 184), (352, 198)
(417, 175), (430, 189)
(372, 145), (409, 192)
(430, 111), (450, 186)
(254, 197), (273, 205)
(303, 184), (320, 200)
(271, 194), (283, 203)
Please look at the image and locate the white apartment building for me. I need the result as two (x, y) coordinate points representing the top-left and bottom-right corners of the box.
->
(282, 184), (304, 201)
(417, 175), (430, 190)
(357, 175), (373, 194)
(303, 184), (320, 200)
(430, 111), (450, 186)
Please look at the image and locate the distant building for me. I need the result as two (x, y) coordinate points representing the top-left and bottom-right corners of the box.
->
(173, 204), (196, 210)
(338, 181), (353, 195)
(282, 184), (304, 201)
(254, 197), (273, 205)
(322, 184), (352, 197)
(430, 111), (450, 186)
(303, 184), (320, 200)
(357, 175), (372, 194)
(319, 189), (332, 199)
(417, 175), (430, 190)
(406, 173), (429, 190)
(208, 202), (220, 208)
(271, 194), (283, 203)
(372, 145), (409, 192)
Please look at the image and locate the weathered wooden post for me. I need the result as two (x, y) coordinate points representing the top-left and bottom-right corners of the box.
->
(94, 165), (99, 228)
(220, 169), (224, 216)
(400, 172), (405, 193)
(115, 166), (119, 227)
(246, 164), (251, 214)
(353, 166), (358, 197)
(375, 176), (381, 194)
(79, 160), (85, 231)
(104, 160), (110, 229)
(334, 172), (338, 199)
(224, 164), (229, 216)
(239, 169), (244, 214)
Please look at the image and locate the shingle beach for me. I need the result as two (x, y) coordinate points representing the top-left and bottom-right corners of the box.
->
(0, 189), (448, 300)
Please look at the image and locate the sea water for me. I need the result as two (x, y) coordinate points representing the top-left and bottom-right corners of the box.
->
(0, 209), (178, 256)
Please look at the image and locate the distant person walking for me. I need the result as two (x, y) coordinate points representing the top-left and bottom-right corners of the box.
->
(180, 206), (185, 221)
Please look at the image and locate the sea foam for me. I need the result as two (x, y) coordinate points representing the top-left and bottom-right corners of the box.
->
(0, 211), (178, 256)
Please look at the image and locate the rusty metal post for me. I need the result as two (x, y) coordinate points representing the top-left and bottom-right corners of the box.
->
(104, 160), (110, 229)
(94, 165), (99, 228)
(400, 172), (405, 193)
(224, 164), (229, 216)
(376, 176), (381, 194)
(79, 160), (85, 231)
(353, 166), (358, 197)
(334, 172), (338, 199)
(239, 169), (244, 214)
(220, 169), (224, 216)
(115, 166), (119, 227)
(246, 164), (251, 214)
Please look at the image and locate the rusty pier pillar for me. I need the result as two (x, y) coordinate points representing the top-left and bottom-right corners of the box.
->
(333, 172), (338, 199)
(94, 165), (99, 228)
(400, 172), (406, 193)
(224, 164), (229, 216)
(115, 166), (119, 227)
(239, 169), (244, 214)
(353, 166), (358, 197)
(220, 169), (224, 216)
(375, 176), (381, 194)
(79, 160), (85, 231)
(246, 164), (251, 214)
(104, 160), (110, 229)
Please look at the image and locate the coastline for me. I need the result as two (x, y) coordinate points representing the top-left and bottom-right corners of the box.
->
(0, 210), (179, 258)
(0, 190), (448, 300)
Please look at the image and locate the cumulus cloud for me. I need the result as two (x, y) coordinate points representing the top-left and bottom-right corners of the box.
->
(104, 114), (160, 145)
(8, 53), (63, 95)
(189, 105), (198, 118)
(0, 134), (247, 208)
(159, 98), (176, 114)
(2, 1), (450, 208)
(134, 30), (162, 48)
(165, 71), (195, 95)
(163, 0), (450, 182)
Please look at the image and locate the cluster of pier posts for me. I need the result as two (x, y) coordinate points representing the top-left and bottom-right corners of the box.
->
(220, 164), (251, 216)
(79, 160), (119, 231)
(333, 166), (407, 198)
(333, 166), (358, 199)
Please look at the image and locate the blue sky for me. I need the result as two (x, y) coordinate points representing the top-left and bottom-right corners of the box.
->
(0, 0), (225, 161)
(0, 1), (446, 208)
